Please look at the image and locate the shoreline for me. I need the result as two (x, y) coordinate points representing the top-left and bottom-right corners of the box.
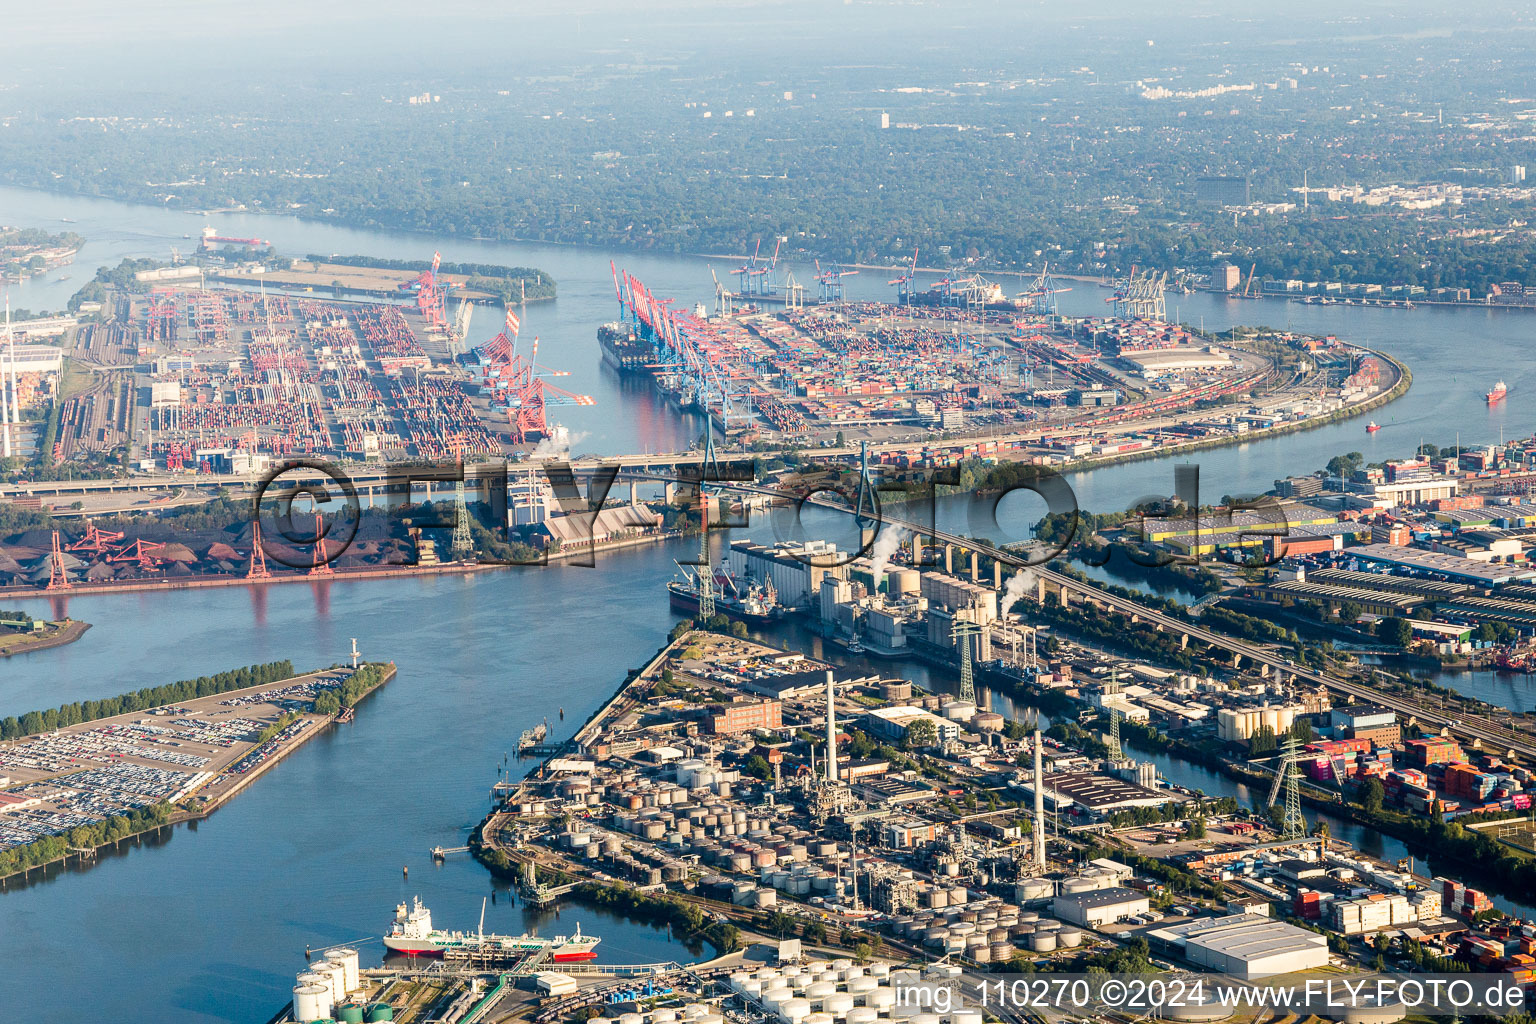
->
(0, 663), (397, 889)
(0, 619), (90, 657)
(0, 531), (686, 601)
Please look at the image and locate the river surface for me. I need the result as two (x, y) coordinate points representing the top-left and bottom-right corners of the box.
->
(5, 186), (1536, 1020)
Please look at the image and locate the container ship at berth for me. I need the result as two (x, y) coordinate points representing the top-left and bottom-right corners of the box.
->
(668, 561), (784, 623)
(383, 898), (600, 960)
(598, 322), (653, 373)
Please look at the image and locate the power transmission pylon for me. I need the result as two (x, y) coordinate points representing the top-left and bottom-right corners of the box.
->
(952, 619), (982, 704)
(1107, 707), (1123, 762)
(697, 489), (714, 620)
(1281, 732), (1307, 839)
(451, 477), (474, 561)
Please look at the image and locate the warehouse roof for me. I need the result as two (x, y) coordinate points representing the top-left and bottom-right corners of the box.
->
(1054, 887), (1149, 911)
(1150, 913), (1327, 960)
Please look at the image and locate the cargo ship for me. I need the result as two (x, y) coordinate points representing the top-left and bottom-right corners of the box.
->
(668, 561), (784, 623)
(384, 897), (601, 960)
(598, 322), (653, 373)
(1488, 380), (1508, 405)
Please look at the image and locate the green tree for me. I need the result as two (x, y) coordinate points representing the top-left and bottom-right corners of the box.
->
(1360, 778), (1385, 814)
(904, 716), (938, 749)
(744, 754), (772, 781)
(1376, 616), (1413, 648)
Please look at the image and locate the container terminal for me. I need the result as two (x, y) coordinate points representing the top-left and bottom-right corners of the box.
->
(606, 262), (1397, 447)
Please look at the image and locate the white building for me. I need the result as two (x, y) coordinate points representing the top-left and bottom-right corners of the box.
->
(1149, 914), (1329, 979)
(1052, 887), (1150, 928)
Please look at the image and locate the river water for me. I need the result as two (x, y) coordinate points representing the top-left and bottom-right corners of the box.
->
(5, 186), (1536, 1020)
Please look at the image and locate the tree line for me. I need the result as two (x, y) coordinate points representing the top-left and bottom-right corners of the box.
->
(0, 660), (295, 740)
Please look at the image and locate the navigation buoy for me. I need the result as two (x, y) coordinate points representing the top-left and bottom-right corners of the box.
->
(403, 865), (409, 879)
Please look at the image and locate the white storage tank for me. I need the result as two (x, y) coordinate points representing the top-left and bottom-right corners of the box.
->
(1057, 928), (1083, 948)
(312, 961), (346, 1004)
(781, 998), (812, 1022)
(846, 978), (878, 998)
(825, 994), (855, 1018)
(806, 982), (838, 1005)
(847, 1008), (879, 1024)
(293, 984), (332, 1023)
(866, 990), (895, 1012)
(802, 1014), (833, 1024)
(325, 948), (361, 993)
(941, 700), (976, 721)
(655, 1011), (679, 1023)
(1030, 932), (1058, 952)
(953, 1011), (984, 1024)
(620, 1013), (645, 1024)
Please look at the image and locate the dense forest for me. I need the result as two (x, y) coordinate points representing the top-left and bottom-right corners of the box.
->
(5, 22), (1536, 295)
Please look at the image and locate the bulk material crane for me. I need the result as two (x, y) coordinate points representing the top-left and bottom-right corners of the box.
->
(399, 251), (456, 332)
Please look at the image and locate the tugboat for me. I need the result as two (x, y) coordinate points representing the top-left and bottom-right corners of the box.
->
(1488, 380), (1508, 405)
(1365, 421), (1381, 433)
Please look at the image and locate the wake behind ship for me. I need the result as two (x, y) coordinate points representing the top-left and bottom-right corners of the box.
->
(384, 898), (600, 961)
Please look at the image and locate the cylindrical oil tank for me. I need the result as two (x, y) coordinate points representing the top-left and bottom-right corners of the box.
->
(1010, 924), (1035, 938)
(845, 978), (878, 999)
(312, 961), (346, 1004)
(988, 927), (1010, 942)
(825, 994), (855, 1018)
(365, 1006), (394, 1023)
(969, 942), (992, 964)
(952, 1011), (984, 1024)
(941, 700), (975, 721)
(806, 982), (837, 1003)
(654, 1012), (678, 1024)
(972, 712), (1004, 732)
(1036, 918), (1061, 933)
(1015, 878), (1054, 903)
(293, 985), (332, 1023)
(846, 1008), (878, 1024)
(336, 1004), (366, 1024)
(949, 921), (976, 938)
(958, 911), (978, 924)
(911, 1013), (942, 1024)
(868, 964), (891, 979)
(943, 938), (966, 955)
(802, 1014), (833, 1024)
(990, 941), (1015, 961)
(780, 998), (812, 1022)
(326, 949), (361, 993)
(923, 927), (949, 947)
(1018, 911), (1040, 924)
(866, 990), (895, 1013)
(925, 887), (948, 909)
(1057, 929), (1083, 948)
(1030, 932), (1058, 952)
(620, 1013), (645, 1024)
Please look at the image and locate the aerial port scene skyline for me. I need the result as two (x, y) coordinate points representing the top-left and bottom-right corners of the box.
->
(12, 3), (1536, 1023)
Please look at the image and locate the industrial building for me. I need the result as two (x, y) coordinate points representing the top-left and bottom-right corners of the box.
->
(1052, 887), (1151, 928)
(1216, 704), (1301, 743)
(1149, 913), (1330, 979)
(861, 705), (960, 744)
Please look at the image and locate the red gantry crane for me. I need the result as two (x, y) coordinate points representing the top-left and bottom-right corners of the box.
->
(474, 311), (594, 444)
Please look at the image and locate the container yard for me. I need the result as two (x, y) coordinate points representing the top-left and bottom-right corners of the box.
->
(44, 270), (585, 471)
(609, 267), (1392, 450)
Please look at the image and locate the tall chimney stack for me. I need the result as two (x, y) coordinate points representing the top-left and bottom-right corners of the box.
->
(825, 669), (838, 784)
(1033, 728), (1047, 873)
